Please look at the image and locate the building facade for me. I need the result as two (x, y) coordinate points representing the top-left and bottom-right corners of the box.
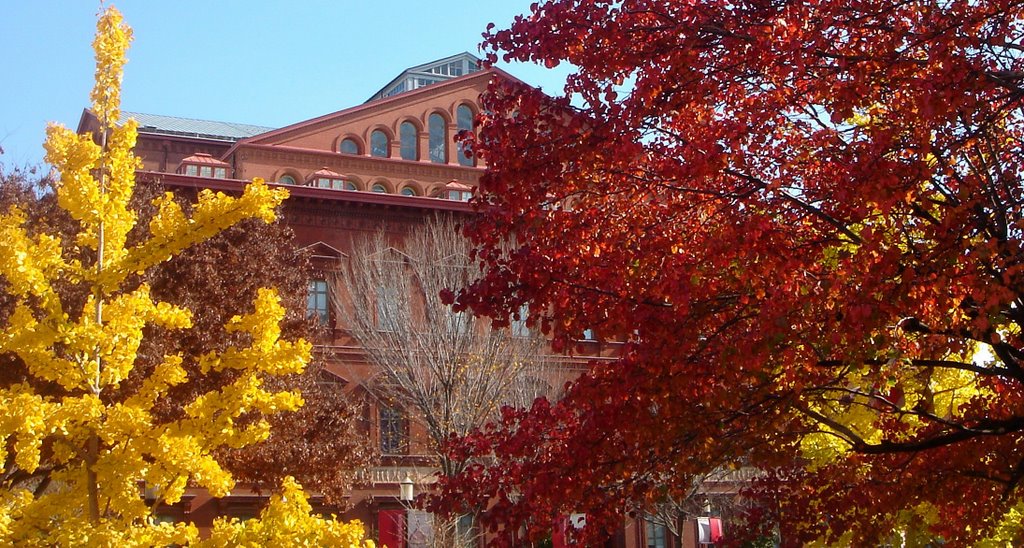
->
(78, 53), (727, 548)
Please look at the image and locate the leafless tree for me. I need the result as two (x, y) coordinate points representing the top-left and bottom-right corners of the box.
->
(333, 215), (559, 547)
(332, 215), (559, 478)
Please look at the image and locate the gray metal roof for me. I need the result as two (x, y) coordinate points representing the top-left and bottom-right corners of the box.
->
(121, 111), (275, 141)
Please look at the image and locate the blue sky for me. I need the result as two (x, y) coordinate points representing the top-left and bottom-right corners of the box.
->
(0, 1), (570, 168)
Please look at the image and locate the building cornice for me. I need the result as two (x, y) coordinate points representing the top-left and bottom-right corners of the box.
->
(136, 170), (474, 212)
(232, 142), (483, 181)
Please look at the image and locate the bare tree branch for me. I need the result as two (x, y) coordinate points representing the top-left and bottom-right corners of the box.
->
(332, 215), (561, 479)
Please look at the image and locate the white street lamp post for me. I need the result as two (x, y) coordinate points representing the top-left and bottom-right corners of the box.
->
(400, 473), (414, 502)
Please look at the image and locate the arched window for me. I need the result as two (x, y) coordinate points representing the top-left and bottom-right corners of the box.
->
(278, 175), (296, 185)
(456, 104), (475, 166)
(400, 122), (418, 161)
(371, 183), (387, 193)
(371, 130), (389, 158)
(339, 138), (359, 155)
(428, 113), (447, 164)
(344, 181), (357, 191)
(400, 187), (416, 197)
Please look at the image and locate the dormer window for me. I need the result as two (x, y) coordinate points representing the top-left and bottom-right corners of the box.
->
(441, 181), (473, 201)
(177, 153), (230, 179)
(307, 167), (349, 190)
(316, 178), (348, 189)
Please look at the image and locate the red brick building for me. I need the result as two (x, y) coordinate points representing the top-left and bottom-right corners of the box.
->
(78, 53), (732, 548)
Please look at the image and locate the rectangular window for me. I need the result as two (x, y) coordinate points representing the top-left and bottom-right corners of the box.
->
(199, 165), (213, 177)
(376, 286), (401, 331)
(213, 167), (227, 179)
(456, 514), (476, 544)
(511, 304), (530, 337)
(184, 165), (198, 176)
(446, 190), (472, 202)
(645, 518), (667, 548)
(306, 280), (329, 324)
(380, 405), (407, 454)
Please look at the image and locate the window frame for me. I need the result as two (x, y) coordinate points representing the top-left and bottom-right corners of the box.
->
(370, 129), (390, 157)
(339, 138), (360, 155)
(399, 121), (418, 161)
(379, 405), (407, 455)
(456, 104), (475, 167)
(645, 517), (668, 548)
(428, 113), (447, 164)
(306, 279), (330, 325)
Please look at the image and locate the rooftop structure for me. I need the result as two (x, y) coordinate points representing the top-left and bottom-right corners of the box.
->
(366, 52), (483, 102)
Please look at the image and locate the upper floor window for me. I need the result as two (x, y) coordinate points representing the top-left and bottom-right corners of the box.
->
(186, 165), (226, 178)
(511, 304), (530, 337)
(339, 138), (360, 155)
(376, 285), (402, 331)
(344, 181), (357, 191)
(278, 175), (296, 185)
(380, 405), (407, 454)
(371, 130), (389, 157)
(178, 153), (229, 179)
(426, 61), (464, 77)
(371, 183), (388, 194)
(412, 76), (442, 89)
(308, 167), (348, 190)
(645, 518), (667, 548)
(400, 187), (417, 197)
(384, 81), (407, 98)
(307, 280), (329, 325)
(400, 122), (418, 161)
(442, 181), (473, 202)
(428, 113), (447, 164)
(456, 105), (475, 167)
(315, 177), (348, 190)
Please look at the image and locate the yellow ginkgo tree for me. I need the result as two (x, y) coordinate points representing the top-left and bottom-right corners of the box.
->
(0, 7), (370, 546)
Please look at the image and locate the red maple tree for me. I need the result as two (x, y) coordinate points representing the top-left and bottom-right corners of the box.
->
(433, 1), (1024, 545)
